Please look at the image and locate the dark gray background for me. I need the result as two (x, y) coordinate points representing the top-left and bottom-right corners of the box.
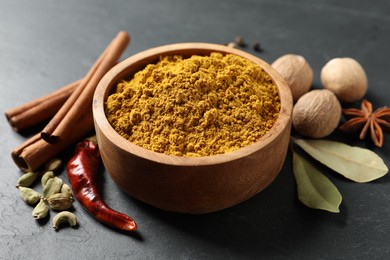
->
(1, 0), (390, 259)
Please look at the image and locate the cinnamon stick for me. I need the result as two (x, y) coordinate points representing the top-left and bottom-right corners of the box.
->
(5, 80), (80, 131)
(41, 31), (130, 143)
(12, 108), (94, 172)
(11, 31), (130, 172)
(40, 47), (108, 142)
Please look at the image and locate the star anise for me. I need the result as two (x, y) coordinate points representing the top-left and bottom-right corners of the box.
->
(340, 99), (390, 147)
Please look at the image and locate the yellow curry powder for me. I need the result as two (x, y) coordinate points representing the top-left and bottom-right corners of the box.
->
(105, 52), (280, 156)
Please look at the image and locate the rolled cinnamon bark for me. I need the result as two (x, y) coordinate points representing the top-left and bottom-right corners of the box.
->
(41, 31), (130, 143)
(5, 80), (80, 132)
(12, 109), (94, 172)
(10, 31), (131, 172)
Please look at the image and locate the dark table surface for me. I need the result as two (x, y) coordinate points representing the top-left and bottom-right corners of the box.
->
(1, 0), (390, 259)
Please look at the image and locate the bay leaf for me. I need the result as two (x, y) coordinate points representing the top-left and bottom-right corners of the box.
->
(293, 151), (342, 213)
(294, 139), (388, 183)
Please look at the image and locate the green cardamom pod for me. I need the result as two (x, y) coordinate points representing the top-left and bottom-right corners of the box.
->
(43, 177), (63, 198)
(16, 171), (39, 187)
(18, 186), (41, 205)
(52, 211), (77, 230)
(46, 193), (73, 211)
(60, 183), (72, 198)
(41, 171), (55, 187)
(32, 198), (49, 220)
(44, 158), (62, 172)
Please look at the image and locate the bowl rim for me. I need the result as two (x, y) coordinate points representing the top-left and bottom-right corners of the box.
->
(93, 42), (292, 166)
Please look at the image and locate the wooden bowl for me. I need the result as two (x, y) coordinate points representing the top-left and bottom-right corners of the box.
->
(93, 43), (292, 214)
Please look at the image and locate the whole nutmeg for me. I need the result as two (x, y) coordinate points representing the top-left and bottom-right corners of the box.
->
(293, 89), (341, 138)
(272, 54), (313, 103)
(320, 57), (368, 103)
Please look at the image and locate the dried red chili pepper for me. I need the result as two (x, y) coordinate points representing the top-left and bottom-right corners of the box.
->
(67, 138), (137, 231)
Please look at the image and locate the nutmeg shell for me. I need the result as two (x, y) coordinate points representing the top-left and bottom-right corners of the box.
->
(320, 57), (368, 103)
(272, 54), (313, 103)
(292, 89), (341, 138)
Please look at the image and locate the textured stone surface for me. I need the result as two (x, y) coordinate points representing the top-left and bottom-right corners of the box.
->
(1, 0), (390, 259)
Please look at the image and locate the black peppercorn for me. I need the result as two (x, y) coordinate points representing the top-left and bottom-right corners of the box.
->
(253, 42), (262, 52)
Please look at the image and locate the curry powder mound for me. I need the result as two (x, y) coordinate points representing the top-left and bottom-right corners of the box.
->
(105, 52), (280, 156)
